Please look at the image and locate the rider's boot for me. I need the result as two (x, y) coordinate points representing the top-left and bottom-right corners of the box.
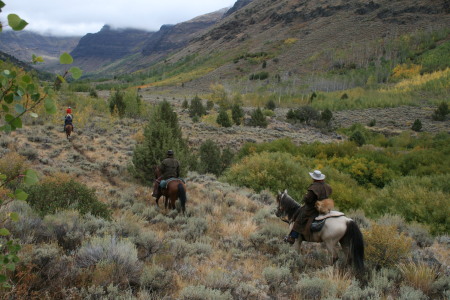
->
(284, 236), (296, 245)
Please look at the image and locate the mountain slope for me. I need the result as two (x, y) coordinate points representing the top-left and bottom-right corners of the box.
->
(70, 25), (154, 72)
(0, 30), (80, 64)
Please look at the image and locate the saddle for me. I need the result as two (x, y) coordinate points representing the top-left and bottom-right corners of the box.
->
(159, 177), (185, 189)
(310, 211), (345, 232)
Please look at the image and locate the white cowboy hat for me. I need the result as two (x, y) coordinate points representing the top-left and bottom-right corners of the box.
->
(309, 170), (325, 180)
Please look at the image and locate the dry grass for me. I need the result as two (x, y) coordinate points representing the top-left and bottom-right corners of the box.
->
(398, 261), (438, 294)
(316, 266), (353, 296)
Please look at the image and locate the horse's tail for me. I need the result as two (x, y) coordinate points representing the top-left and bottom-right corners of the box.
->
(178, 182), (186, 214)
(343, 220), (365, 272)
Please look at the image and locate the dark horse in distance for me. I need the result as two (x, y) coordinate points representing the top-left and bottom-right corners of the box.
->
(154, 166), (187, 214)
(65, 124), (73, 140)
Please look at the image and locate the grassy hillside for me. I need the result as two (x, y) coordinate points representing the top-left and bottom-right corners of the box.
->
(0, 78), (449, 297)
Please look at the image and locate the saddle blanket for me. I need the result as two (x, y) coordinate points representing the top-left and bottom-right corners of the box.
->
(315, 210), (345, 221)
(160, 177), (185, 188)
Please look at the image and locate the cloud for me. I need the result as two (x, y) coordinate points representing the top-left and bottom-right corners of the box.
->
(2, 0), (235, 36)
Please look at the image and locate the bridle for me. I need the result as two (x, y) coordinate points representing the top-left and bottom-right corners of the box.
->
(276, 191), (291, 224)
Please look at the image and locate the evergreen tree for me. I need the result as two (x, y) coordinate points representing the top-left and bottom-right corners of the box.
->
(432, 102), (449, 121)
(265, 99), (276, 111)
(189, 95), (206, 119)
(221, 147), (235, 174)
(131, 101), (188, 184)
(216, 109), (232, 127)
(249, 108), (268, 128)
(321, 108), (333, 125)
(412, 119), (422, 132)
(108, 90), (126, 117)
(199, 140), (222, 176)
(182, 98), (189, 109)
(231, 104), (244, 125)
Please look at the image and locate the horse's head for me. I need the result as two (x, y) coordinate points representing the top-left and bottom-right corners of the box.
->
(153, 165), (161, 179)
(276, 189), (290, 222)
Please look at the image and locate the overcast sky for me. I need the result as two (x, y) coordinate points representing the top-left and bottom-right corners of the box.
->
(2, 0), (236, 36)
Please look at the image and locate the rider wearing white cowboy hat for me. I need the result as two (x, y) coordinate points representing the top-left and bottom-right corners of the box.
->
(284, 170), (332, 244)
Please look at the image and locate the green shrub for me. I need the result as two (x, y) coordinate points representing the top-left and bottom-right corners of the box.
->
(43, 210), (86, 251)
(206, 99), (214, 110)
(363, 224), (412, 268)
(179, 285), (232, 300)
(108, 89), (126, 117)
(411, 119), (422, 132)
(182, 98), (189, 109)
(140, 264), (172, 292)
(286, 106), (319, 125)
(262, 266), (291, 292)
(295, 276), (334, 300)
(25, 176), (111, 219)
(223, 152), (310, 199)
(321, 108), (333, 125)
(89, 88), (98, 98)
(198, 140), (222, 176)
(265, 99), (276, 111)
(350, 130), (366, 146)
(368, 175), (450, 234)
(249, 71), (269, 80)
(0, 152), (29, 183)
(248, 107), (268, 128)
(432, 102), (448, 121)
(189, 95), (206, 118)
(216, 109), (232, 127)
(368, 119), (377, 127)
(76, 235), (142, 287)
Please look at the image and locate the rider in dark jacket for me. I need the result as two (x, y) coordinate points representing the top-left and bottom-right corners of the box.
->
(285, 170), (332, 244)
(152, 150), (180, 198)
(64, 114), (73, 132)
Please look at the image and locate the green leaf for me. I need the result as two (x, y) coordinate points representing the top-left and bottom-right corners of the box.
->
(9, 212), (20, 222)
(24, 169), (38, 185)
(69, 67), (82, 79)
(0, 274), (7, 284)
(56, 74), (66, 83)
(5, 114), (14, 123)
(32, 54), (44, 64)
(14, 189), (28, 201)
(59, 52), (73, 64)
(10, 117), (22, 129)
(2, 105), (9, 112)
(22, 75), (32, 83)
(7, 14), (28, 31)
(4, 93), (13, 104)
(0, 1), (5, 9)
(44, 98), (56, 114)
(0, 124), (12, 132)
(29, 112), (38, 118)
(31, 93), (40, 102)
(6, 263), (16, 271)
(14, 104), (25, 114)
(0, 174), (6, 181)
(0, 228), (10, 236)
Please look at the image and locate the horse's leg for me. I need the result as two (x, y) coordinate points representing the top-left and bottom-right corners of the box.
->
(324, 239), (340, 265)
(294, 238), (303, 254)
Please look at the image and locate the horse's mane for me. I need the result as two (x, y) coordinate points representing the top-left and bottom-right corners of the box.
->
(281, 191), (300, 216)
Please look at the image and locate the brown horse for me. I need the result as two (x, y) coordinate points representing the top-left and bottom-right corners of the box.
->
(154, 166), (187, 214)
(65, 124), (73, 139)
